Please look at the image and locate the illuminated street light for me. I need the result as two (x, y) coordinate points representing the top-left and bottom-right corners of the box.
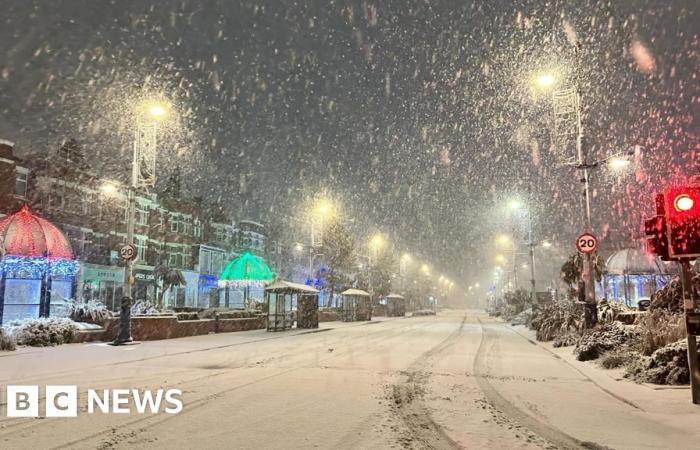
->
(608, 156), (632, 171)
(100, 181), (119, 197)
(541, 240), (553, 248)
(369, 234), (386, 253)
(496, 234), (511, 246)
(534, 73), (556, 89)
(314, 198), (334, 218)
(114, 97), (172, 345)
(474, 283), (480, 288)
(294, 243), (304, 253)
(495, 254), (506, 264)
(508, 199), (522, 210)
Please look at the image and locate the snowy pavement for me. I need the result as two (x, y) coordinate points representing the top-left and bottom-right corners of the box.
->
(0, 311), (698, 449)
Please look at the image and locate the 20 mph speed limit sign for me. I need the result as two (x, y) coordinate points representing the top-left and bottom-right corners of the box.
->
(119, 244), (137, 261)
(576, 233), (598, 254)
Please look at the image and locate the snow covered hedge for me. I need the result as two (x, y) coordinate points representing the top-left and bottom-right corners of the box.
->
(0, 327), (16, 351)
(5, 318), (77, 347)
(65, 299), (114, 325)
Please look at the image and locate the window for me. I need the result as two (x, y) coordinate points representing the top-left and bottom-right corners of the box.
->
(14, 169), (28, 198)
(200, 249), (211, 274)
(170, 215), (182, 233)
(135, 205), (149, 225)
(193, 220), (202, 238)
(212, 252), (224, 275)
(135, 236), (147, 262)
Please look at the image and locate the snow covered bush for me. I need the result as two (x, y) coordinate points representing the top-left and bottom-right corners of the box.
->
(574, 322), (640, 361)
(636, 309), (686, 356)
(598, 349), (638, 369)
(596, 299), (631, 324)
(529, 301), (580, 342)
(552, 331), (579, 348)
(6, 318), (77, 347)
(65, 299), (114, 325)
(0, 327), (16, 351)
(131, 300), (163, 316)
(625, 339), (698, 385)
(510, 307), (532, 326)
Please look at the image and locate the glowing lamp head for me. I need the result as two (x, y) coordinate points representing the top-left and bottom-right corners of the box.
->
(674, 194), (694, 212)
(534, 73), (556, 89)
(149, 105), (166, 118)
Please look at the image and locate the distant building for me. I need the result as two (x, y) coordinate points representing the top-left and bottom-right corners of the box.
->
(0, 138), (270, 311)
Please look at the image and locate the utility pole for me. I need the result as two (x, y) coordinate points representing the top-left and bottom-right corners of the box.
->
(528, 212), (536, 306)
(553, 79), (597, 327)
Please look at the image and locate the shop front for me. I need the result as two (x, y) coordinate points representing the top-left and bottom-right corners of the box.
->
(79, 263), (125, 312)
(168, 270), (199, 307)
(133, 266), (156, 303)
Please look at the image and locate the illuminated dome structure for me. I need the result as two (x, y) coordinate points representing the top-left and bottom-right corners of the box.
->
(218, 251), (274, 309)
(0, 205), (74, 259)
(602, 247), (675, 307)
(219, 251), (274, 287)
(0, 205), (77, 323)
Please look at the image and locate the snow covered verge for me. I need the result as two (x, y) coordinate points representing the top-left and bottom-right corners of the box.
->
(1, 317), (78, 350)
(526, 300), (697, 386)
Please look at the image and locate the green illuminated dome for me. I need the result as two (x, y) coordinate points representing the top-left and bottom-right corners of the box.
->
(219, 251), (274, 286)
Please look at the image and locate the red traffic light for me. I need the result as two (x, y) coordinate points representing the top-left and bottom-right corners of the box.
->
(662, 185), (700, 258)
(674, 194), (695, 212)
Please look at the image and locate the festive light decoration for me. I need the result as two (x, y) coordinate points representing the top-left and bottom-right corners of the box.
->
(219, 251), (274, 287)
(0, 206), (77, 278)
(0, 205), (74, 259)
(0, 256), (78, 279)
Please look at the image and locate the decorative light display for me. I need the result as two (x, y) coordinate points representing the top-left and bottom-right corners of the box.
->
(0, 205), (75, 259)
(219, 251), (274, 287)
(0, 205), (78, 280)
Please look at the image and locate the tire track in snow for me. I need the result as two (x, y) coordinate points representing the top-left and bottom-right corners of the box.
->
(386, 314), (466, 450)
(474, 317), (611, 450)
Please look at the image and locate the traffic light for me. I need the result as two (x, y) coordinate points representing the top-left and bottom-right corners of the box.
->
(644, 193), (670, 260)
(663, 185), (700, 258)
(646, 185), (700, 260)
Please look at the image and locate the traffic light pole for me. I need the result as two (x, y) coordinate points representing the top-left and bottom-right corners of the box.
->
(680, 258), (700, 404)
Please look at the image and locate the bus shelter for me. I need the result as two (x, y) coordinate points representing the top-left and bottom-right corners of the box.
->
(385, 293), (406, 317)
(265, 280), (319, 331)
(340, 288), (372, 322)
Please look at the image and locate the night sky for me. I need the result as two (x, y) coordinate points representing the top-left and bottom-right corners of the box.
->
(0, 0), (697, 287)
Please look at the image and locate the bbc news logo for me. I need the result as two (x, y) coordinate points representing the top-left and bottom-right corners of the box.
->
(3, 386), (183, 417)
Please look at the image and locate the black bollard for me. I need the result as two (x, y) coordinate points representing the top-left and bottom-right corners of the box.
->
(111, 296), (133, 345)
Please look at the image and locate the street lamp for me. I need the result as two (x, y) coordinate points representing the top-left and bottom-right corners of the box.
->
(100, 181), (119, 198)
(530, 65), (600, 327)
(369, 233), (385, 252)
(534, 73), (556, 89)
(507, 198), (537, 304)
(113, 98), (170, 345)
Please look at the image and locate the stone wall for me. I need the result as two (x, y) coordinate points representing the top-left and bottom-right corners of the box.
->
(95, 314), (266, 341)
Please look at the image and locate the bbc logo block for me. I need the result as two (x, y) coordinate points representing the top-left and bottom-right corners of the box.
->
(6, 385), (77, 417)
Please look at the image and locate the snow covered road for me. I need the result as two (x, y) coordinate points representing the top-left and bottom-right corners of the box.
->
(1, 311), (698, 449)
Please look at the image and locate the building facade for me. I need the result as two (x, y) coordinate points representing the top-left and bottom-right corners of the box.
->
(0, 139), (269, 311)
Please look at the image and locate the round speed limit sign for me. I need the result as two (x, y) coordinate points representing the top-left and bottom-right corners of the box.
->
(119, 244), (137, 261)
(576, 233), (598, 254)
